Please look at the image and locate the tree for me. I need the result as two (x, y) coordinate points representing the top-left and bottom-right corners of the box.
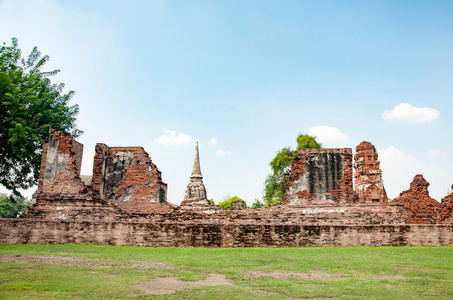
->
(0, 193), (29, 218)
(251, 198), (265, 208)
(296, 134), (322, 149)
(263, 133), (321, 205)
(218, 196), (247, 209)
(0, 38), (82, 196)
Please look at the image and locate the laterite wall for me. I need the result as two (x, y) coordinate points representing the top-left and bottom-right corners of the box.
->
(1, 219), (452, 247)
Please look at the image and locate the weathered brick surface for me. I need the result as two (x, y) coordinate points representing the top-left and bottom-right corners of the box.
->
(36, 129), (87, 196)
(354, 141), (388, 203)
(101, 146), (167, 213)
(91, 143), (109, 197)
(14, 135), (452, 247)
(25, 195), (128, 222)
(284, 148), (356, 204)
(28, 131), (168, 218)
(84, 144), (168, 213)
(439, 186), (453, 224)
(392, 174), (440, 224)
(1, 219), (451, 247)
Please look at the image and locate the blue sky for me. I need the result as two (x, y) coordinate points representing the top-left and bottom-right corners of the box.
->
(1, 0), (452, 204)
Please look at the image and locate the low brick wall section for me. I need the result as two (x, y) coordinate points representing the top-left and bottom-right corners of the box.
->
(1, 219), (451, 247)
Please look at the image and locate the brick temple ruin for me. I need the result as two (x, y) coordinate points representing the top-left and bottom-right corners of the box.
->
(0, 129), (452, 247)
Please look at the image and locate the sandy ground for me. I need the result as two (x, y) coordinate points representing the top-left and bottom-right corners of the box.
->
(0, 254), (173, 269)
(135, 273), (233, 295)
(244, 270), (345, 281)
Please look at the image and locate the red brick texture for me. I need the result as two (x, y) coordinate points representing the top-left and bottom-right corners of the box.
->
(284, 148), (356, 204)
(392, 174), (440, 224)
(36, 129), (87, 196)
(439, 187), (453, 224)
(95, 146), (168, 213)
(1, 219), (451, 247)
(11, 135), (452, 247)
(354, 141), (388, 203)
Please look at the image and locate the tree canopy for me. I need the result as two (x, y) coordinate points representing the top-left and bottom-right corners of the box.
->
(263, 133), (321, 206)
(0, 193), (29, 218)
(218, 196), (247, 209)
(0, 38), (82, 196)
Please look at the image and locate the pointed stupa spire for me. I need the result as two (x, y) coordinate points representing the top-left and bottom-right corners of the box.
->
(190, 142), (203, 182)
(182, 141), (208, 204)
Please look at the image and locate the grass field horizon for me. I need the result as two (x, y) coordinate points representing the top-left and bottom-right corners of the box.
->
(1, 244), (452, 299)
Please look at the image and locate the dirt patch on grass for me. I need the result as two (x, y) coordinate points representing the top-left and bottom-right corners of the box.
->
(0, 254), (173, 269)
(369, 274), (408, 281)
(286, 298), (330, 300)
(245, 270), (345, 282)
(135, 273), (233, 295)
(245, 270), (408, 282)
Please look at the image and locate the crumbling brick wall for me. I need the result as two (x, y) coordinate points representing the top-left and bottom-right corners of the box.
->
(18, 132), (452, 248)
(392, 174), (440, 224)
(36, 129), (87, 196)
(1, 219), (451, 247)
(25, 195), (130, 222)
(28, 130), (168, 218)
(284, 148), (355, 204)
(90, 145), (167, 213)
(438, 186), (453, 224)
(354, 141), (388, 203)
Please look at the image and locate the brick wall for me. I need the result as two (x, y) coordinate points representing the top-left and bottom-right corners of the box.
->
(439, 191), (453, 224)
(16, 133), (452, 248)
(284, 148), (355, 204)
(1, 219), (451, 247)
(91, 146), (167, 213)
(36, 129), (86, 196)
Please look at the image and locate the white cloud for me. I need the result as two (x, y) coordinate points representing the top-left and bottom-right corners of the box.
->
(216, 149), (232, 156)
(379, 145), (417, 169)
(207, 137), (217, 146)
(308, 126), (348, 146)
(379, 145), (453, 201)
(428, 149), (447, 156)
(382, 103), (440, 123)
(154, 128), (194, 146)
(378, 145), (418, 199)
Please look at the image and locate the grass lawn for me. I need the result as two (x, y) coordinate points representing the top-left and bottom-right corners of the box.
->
(0, 244), (452, 299)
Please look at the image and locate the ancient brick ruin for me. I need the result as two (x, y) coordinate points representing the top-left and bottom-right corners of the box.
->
(1, 129), (452, 247)
(91, 143), (167, 213)
(354, 141), (388, 203)
(439, 186), (453, 224)
(284, 148), (355, 204)
(392, 174), (441, 224)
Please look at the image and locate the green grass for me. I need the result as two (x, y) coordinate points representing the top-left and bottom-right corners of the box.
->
(0, 244), (452, 299)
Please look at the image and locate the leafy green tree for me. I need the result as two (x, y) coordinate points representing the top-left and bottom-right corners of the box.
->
(297, 134), (322, 149)
(263, 133), (321, 205)
(218, 196), (247, 209)
(251, 198), (265, 208)
(0, 193), (29, 218)
(0, 38), (82, 196)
